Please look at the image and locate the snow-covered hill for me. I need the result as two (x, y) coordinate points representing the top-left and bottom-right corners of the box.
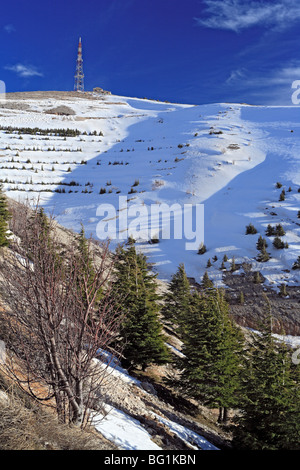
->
(1, 91), (300, 288)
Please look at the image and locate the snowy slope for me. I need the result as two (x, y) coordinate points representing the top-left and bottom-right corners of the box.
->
(1, 92), (300, 288)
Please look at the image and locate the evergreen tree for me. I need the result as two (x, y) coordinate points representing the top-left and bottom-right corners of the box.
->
(113, 243), (170, 370)
(197, 243), (207, 255)
(279, 283), (287, 297)
(0, 185), (11, 247)
(161, 263), (193, 336)
(245, 223), (257, 234)
(275, 224), (285, 236)
(233, 305), (300, 449)
(273, 236), (286, 249)
(230, 256), (238, 272)
(201, 271), (214, 289)
(256, 235), (268, 251)
(279, 189), (285, 201)
(253, 271), (263, 284)
(256, 244), (270, 262)
(266, 224), (275, 236)
(292, 256), (300, 270)
(173, 289), (244, 423)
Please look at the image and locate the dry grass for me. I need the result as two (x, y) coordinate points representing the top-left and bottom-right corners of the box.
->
(0, 384), (117, 450)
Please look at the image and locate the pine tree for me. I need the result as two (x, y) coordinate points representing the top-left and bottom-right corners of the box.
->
(292, 256), (300, 270)
(201, 271), (214, 288)
(279, 189), (285, 201)
(0, 185), (11, 247)
(245, 223), (257, 234)
(279, 283), (287, 297)
(275, 224), (285, 236)
(174, 289), (244, 423)
(197, 243), (207, 254)
(253, 271), (263, 284)
(230, 256), (238, 272)
(113, 243), (170, 370)
(266, 224), (275, 236)
(161, 263), (193, 336)
(256, 235), (268, 251)
(256, 244), (270, 262)
(233, 303), (300, 449)
(273, 236), (285, 249)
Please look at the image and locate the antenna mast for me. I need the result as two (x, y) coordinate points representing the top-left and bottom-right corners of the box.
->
(74, 37), (84, 92)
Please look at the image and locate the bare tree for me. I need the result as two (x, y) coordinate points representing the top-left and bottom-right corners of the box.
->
(0, 202), (123, 427)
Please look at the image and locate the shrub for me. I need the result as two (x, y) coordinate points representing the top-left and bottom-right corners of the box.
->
(275, 224), (285, 236)
(198, 243), (207, 255)
(292, 256), (300, 270)
(257, 245), (270, 262)
(231, 256), (238, 272)
(279, 283), (287, 297)
(256, 235), (268, 251)
(273, 237), (288, 249)
(253, 271), (263, 284)
(279, 190), (285, 201)
(245, 223), (257, 234)
(266, 224), (275, 236)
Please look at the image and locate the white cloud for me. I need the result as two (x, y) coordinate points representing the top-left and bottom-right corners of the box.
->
(196, 0), (300, 33)
(224, 62), (300, 104)
(226, 68), (247, 83)
(4, 24), (16, 33)
(230, 62), (300, 86)
(4, 64), (43, 78)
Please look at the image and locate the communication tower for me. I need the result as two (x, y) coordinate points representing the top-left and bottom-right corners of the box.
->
(74, 37), (84, 92)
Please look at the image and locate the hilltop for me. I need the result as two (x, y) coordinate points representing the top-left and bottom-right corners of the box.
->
(0, 90), (299, 333)
(0, 90), (300, 450)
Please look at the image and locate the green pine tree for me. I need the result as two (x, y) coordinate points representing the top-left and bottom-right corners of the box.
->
(173, 289), (244, 423)
(161, 263), (193, 337)
(230, 256), (238, 272)
(256, 235), (268, 251)
(292, 256), (300, 270)
(266, 224), (275, 236)
(233, 302), (300, 449)
(113, 243), (170, 371)
(201, 271), (214, 289)
(256, 244), (270, 262)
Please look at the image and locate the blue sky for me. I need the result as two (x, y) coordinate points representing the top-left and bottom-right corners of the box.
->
(1, 0), (300, 105)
